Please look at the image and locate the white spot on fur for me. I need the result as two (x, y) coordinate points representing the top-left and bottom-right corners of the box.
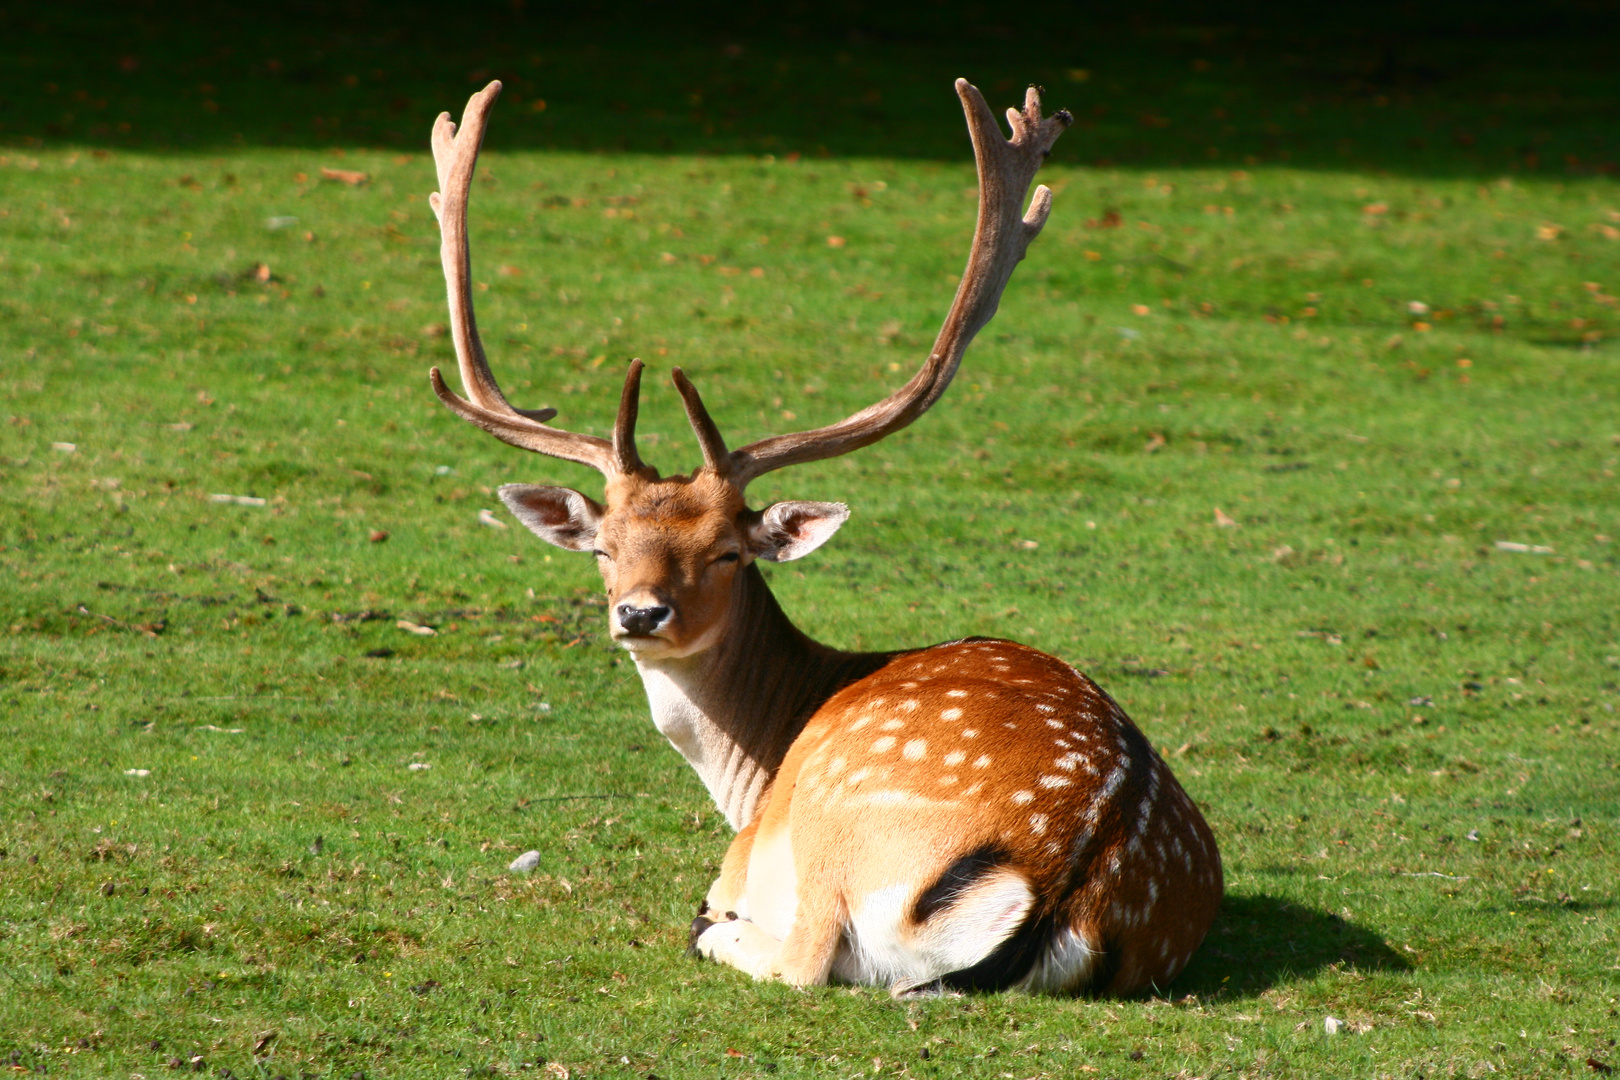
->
(1101, 766), (1127, 800)
(1029, 813), (1049, 836)
(1011, 790), (1035, 805)
(973, 755), (992, 769)
(871, 736), (896, 753)
(945, 690), (967, 698)
(1035, 703), (1056, 713)
(849, 767), (872, 785)
(1038, 774), (1072, 789)
(962, 728), (979, 739)
(941, 707), (963, 721)
(902, 739), (928, 761)
(880, 718), (906, 731)
(850, 715), (873, 731)
(939, 774), (958, 785)
(900, 699), (919, 712)
(943, 750), (966, 767)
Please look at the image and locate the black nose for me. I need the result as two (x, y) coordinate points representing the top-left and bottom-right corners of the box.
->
(616, 604), (671, 636)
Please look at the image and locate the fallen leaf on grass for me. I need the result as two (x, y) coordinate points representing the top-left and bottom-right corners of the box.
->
(397, 620), (436, 636)
(408, 762), (432, 771)
(124, 768), (150, 777)
(209, 493), (266, 506)
(198, 725), (244, 733)
(320, 166), (369, 186)
(1213, 507), (1237, 528)
(478, 508), (507, 529)
(1494, 540), (1554, 554)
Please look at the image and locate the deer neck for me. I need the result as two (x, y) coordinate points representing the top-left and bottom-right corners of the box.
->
(631, 562), (889, 830)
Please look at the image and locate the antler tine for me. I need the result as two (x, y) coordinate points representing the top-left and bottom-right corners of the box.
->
(427, 81), (617, 474)
(726, 79), (1071, 488)
(612, 360), (647, 475)
(670, 368), (731, 475)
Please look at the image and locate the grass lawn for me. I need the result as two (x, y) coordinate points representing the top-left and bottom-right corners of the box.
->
(3, 10), (1620, 1077)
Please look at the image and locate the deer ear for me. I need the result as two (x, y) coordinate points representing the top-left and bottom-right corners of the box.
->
(498, 484), (604, 552)
(747, 501), (850, 562)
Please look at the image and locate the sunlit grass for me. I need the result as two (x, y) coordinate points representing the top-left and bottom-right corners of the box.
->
(1, 133), (1618, 1077)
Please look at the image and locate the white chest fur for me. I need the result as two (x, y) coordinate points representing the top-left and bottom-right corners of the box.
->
(635, 657), (764, 829)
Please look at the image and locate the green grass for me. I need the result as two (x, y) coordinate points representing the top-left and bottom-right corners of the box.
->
(3, 13), (1620, 1076)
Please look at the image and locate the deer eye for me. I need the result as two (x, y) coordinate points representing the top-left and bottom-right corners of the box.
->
(591, 549), (612, 560)
(713, 551), (741, 564)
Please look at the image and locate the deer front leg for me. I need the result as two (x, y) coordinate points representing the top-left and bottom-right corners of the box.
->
(688, 812), (762, 952)
(693, 890), (845, 988)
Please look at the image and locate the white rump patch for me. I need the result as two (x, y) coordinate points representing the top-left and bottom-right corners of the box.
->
(903, 868), (1034, 981)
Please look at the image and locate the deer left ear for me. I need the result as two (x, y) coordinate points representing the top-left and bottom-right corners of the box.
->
(499, 484), (604, 552)
(747, 501), (850, 562)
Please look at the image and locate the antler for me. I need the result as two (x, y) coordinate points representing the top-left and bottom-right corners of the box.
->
(428, 80), (644, 476)
(711, 79), (1071, 488)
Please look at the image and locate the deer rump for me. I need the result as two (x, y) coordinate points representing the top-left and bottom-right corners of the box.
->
(702, 640), (1221, 997)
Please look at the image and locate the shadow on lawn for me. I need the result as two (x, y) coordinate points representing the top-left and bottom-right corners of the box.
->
(1174, 892), (1410, 997)
(3, 0), (1616, 177)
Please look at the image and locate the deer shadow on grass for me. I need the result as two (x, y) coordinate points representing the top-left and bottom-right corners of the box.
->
(1172, 892), (1410, 997)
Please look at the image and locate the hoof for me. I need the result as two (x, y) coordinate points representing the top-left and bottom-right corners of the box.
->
(687, 915), (714, 957)
(890, 978), (949, 999)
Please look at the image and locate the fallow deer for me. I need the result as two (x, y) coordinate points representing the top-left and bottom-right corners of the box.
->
(424, 79), (1221, 996)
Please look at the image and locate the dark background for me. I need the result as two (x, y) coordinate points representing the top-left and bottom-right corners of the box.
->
(3, 0), (1618, 173)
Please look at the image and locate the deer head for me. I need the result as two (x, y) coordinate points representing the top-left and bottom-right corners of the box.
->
(427, 79), (1071, 662)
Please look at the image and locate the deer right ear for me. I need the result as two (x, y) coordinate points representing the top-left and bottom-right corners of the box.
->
(498, 484), (605, 552)
(747, 501), (850, 562)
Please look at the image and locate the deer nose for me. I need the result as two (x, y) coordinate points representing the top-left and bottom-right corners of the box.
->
(616, 603), (671, 636)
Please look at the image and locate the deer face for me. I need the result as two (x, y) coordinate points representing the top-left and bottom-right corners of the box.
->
(502, 471), (848, 660)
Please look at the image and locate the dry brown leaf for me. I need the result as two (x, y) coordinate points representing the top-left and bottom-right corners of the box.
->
(320, 166), (369, 186)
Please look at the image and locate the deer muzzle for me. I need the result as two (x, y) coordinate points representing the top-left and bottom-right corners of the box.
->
(615, 601), (672, 637)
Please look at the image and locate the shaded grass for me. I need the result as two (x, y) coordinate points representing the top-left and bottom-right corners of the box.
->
(2, 73), (1620, 1078)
